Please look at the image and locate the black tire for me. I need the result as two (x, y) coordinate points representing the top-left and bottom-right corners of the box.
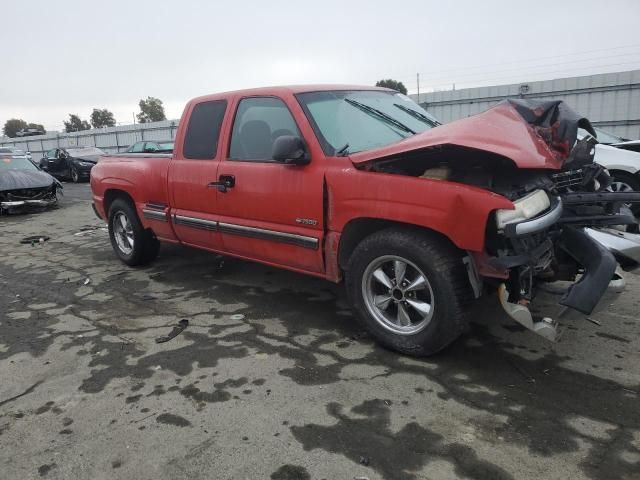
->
(346, 228), (473, 356)
(70, 166), (80, 183)
(609, 170), (640, 215)
(108, 198), (160, 266)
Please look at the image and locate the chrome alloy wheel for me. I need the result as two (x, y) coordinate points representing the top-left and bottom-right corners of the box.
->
(113, 211), (134, 255)
(361, 255), (435, 335)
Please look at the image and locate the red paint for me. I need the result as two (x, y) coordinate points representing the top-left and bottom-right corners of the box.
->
(91, 85), (566, 282)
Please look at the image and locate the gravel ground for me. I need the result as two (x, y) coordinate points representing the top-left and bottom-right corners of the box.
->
(1, 183), (639, 480)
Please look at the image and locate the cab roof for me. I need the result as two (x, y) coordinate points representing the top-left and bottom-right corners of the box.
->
(189, 84), (395, 104)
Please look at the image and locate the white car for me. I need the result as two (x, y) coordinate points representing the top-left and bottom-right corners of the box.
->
(578, 129), (640, 213)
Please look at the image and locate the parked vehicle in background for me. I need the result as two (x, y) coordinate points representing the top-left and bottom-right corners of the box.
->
(126, 140), (174, 154)
(15, 128), (45, 137)
(1, 152), (62, 214)
(0, 147), (29, 160)
(611, 140), (640, 154)
(39, 146), (105, 183)
(91, 87), (640, 356)
(580, 128), (640, 214)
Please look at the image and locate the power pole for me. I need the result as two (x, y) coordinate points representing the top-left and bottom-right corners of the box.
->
(417, 73), (420, 103)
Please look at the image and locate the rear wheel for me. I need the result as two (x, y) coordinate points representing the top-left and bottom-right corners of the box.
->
(108, 198), (159, 266)
(346, 228), (473, 356)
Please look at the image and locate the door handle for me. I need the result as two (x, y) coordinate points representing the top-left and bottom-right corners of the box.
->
(207, 175), (235, 193)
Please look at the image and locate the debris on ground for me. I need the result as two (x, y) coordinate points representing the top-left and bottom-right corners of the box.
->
(155, 319), (189, 343)
(74, 226), (108, 237)
(83, 278), (91, 285)
(19, 235), (50, 245)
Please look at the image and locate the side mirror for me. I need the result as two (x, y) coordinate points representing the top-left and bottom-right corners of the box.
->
(272, 135), (310, 165)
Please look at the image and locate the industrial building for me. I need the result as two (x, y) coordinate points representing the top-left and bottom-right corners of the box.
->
(411, 69), (640, 140)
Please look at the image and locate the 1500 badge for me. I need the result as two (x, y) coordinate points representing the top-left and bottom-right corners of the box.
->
(295, 218), (318, 226)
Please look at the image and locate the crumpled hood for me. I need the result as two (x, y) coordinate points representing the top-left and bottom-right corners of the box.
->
(0, 169), (58, 191)
(71, 155), (100, 163)
(350, 99), (595, 170)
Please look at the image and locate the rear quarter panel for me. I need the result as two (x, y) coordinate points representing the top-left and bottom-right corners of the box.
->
(91, 155), (175, 240)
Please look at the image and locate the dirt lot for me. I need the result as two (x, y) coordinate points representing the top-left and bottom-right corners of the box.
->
(1, 183), (639, 480)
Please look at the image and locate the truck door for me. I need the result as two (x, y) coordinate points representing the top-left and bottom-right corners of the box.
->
(167, 100), (227, 250)
(213, 96), (325, 273)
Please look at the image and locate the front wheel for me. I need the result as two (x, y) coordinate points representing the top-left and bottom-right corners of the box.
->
(108, 198), (159, 266)
(70, 166), (80, 183)
(346, 228), (473, 356)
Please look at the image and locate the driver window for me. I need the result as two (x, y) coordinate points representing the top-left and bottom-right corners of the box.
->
(229, 97), (300, 161)
(46, 149), (56, 159)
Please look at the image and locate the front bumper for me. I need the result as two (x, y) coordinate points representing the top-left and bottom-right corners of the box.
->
(503, 196), (564, 237)
(76, 166), (93, 178)
(557, 226), (618, 314)
(492, 191), (629, 340)
(0, 197), (58, 212)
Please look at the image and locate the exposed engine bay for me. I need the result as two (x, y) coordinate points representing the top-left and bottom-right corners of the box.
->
(360, 99), (640, 340)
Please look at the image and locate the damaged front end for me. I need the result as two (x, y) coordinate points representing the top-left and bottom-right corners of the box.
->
(360, 99), (640, 341)
(0, 185), (60, 214)
(479, 143), (640, 340)
(0, 169), (62, 215)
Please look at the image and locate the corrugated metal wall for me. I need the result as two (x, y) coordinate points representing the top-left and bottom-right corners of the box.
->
(411, 69), (640, 140)
(0, 119), (179, 159)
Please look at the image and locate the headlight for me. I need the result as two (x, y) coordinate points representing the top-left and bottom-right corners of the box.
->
(496, 189), (550, 230)
(78, 161), (93, 167)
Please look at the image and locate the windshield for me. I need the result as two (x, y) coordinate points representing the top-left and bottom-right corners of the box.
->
(296, 90), (441, 155)
(158, 142), (174, 150)
(0, 156), (38, 171)
(66, 147), (105, 156)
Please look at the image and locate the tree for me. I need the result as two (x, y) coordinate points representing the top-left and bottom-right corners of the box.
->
(137, 97), (166, 123)
(375, 79), (408, 95)
(3, 119), (28, 138)
(90, 108), (116, 128)
(64, 114), (91, 133)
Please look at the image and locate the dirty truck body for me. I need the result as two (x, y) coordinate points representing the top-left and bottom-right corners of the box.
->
(90, 85), (640, 356)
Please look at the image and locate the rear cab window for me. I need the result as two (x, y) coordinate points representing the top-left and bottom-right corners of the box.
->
(183, 100), (228, 159)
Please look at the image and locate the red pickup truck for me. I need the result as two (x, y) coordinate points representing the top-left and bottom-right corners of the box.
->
(91, 85), (640, 356)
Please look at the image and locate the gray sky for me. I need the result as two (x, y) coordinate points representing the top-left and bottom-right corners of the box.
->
(2, 0), (640, 131)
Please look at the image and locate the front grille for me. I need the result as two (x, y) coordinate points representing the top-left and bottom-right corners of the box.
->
(551, 169), (584, 191)
(3, 186), (54, 200)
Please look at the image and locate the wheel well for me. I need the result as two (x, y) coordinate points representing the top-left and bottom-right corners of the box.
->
(104, 189), (135, 216)
(337, 218), (459, 270)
